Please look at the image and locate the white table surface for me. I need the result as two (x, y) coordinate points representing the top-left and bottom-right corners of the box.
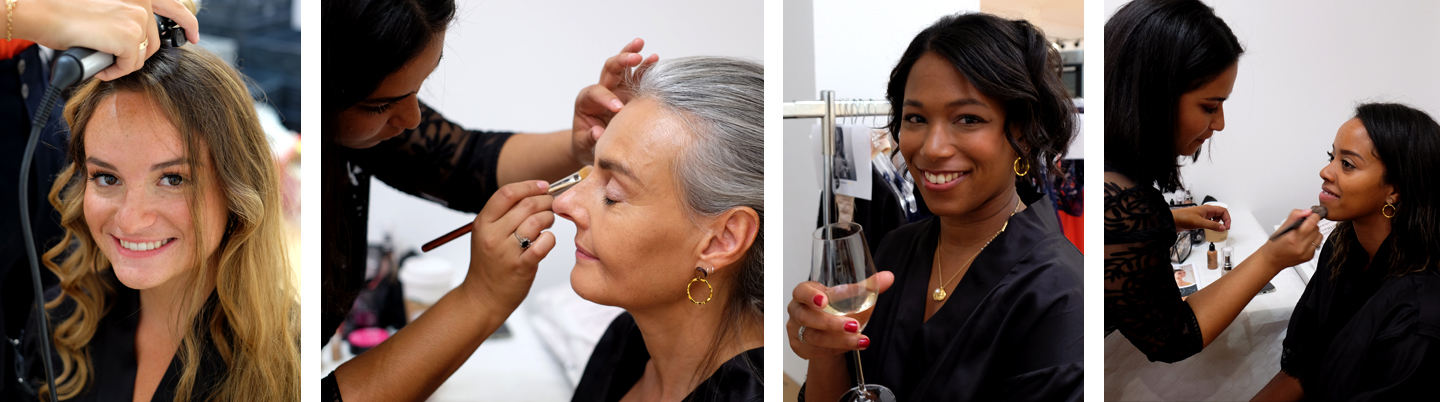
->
(1105, 207), (1309, 401)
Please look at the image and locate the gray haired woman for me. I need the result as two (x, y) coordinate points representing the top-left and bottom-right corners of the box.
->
(554, 56), (763, 401)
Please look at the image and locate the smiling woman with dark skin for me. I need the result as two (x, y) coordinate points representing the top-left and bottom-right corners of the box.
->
(1104, 0), (1323, 364)
(787, 13), (1083, 401)
(1252, 103), (1440, 401)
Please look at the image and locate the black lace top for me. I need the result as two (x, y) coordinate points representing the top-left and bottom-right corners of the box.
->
(321, 102), (514, 402)
(1103, 168), (1203, 363)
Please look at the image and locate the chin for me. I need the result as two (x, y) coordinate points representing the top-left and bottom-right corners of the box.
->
(111, 263), (178, 290)
(569, 263), (617, 306)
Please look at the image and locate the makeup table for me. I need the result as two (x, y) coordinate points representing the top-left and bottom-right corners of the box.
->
(1104, 206), (1314, 401)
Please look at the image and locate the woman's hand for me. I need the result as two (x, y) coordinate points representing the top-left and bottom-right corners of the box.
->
(786, 272), (895, 360)
(460, 181), (557, 313)
(1173, 204), (1231, 232)
(12, 0), (200, 81)
(1255, 208), (1324, 270)
(570, 38), (658, 166)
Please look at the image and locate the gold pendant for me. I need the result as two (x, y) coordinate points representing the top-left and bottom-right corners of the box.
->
(932, 288), (946, 301)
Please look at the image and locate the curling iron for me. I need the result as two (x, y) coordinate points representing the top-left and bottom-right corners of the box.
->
(16, 16), (184, 400)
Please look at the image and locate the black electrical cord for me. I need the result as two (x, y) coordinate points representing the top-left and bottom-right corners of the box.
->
(19, 71), (64, 402)
(19, 46), (108, 401)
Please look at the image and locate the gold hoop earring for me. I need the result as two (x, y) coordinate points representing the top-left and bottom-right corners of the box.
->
(1383, 203), (1397, 219)
(1014, 157), (1029, 177)
(687, 267), (713, 305)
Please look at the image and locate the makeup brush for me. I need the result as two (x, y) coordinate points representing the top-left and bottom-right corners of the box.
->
(421, 166), (591, 252)
(1268, 205), (1328, 242)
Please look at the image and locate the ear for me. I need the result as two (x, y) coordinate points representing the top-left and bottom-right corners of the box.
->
(695, 206), (760, 275)
(1386, 185), (1399, 205)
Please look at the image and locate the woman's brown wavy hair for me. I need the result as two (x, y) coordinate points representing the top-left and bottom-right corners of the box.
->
(38, 44), (298, 401)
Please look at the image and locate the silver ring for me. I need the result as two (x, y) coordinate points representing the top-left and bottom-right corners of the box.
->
(798, 326), (809, 344)
(514, 232), (532, 250)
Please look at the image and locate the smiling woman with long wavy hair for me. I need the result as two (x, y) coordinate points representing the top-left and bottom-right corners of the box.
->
(18, 44), (298, 402)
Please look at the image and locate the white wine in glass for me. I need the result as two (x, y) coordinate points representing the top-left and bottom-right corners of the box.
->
(811, 222), (894, 402)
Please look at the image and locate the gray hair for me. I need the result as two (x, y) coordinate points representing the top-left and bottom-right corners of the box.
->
(625, 56), (764, 382)
(626, 56), (764, 315)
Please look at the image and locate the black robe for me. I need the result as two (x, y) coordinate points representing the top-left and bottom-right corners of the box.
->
(854, 193), (1084, 401)
(1280, 232), (1439, 400)
(572, 312), (762, 402)
(17, 271), (226, 402)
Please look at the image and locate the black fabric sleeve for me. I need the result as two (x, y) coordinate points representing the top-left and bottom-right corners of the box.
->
(347, 101), (515, 213)
(1346, 331), (1437, 399)
(1280, 243), (1330, 383)
(1103, 177), (1203, 363)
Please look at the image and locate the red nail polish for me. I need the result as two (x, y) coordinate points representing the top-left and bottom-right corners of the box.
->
(813, 295), (825, 307)
(858, 338), (870, 348)
(845, 321), (858, 333)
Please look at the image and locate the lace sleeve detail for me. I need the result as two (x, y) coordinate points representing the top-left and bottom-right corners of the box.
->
(322, 371), (343, 402)
(1104, 176), (1203, 363)
(347, 102), (515, 213)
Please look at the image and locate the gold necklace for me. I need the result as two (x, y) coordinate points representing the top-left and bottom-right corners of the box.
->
(932, 197), (1021, 301)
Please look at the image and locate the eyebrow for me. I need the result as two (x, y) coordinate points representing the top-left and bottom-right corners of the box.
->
(598, 158), (639, 183)
(903, 98), (989, 109)
(1338, 149), (1365, 161)
(86, 157), (188, 172)
(1205, 97), (1228, 102)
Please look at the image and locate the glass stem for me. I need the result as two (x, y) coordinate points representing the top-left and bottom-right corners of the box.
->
(853, 349), (867, 395)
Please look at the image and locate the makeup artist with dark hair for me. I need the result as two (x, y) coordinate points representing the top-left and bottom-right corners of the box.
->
(1252, 103), (1440, 401)
(1104, 0), (1322, 363)
(788, 13), (1083, 401)
(320, 0), (657, 400)
(1, 1), (198, 398)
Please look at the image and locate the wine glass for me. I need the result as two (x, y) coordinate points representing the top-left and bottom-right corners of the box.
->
(811, 222), (895, 402)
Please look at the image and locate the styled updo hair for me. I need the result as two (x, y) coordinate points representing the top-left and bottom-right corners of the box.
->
(1327, 103), (1440, 278)
(623, 56), (763, 383)
(1105, 0), (1243, 192)
(885, 12), (1077, 184)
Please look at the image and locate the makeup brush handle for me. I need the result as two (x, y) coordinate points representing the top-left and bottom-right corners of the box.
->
(422, 223), (473, 252)
(1268, 219), (1305, 242)
(1268, 206), (1326, 242)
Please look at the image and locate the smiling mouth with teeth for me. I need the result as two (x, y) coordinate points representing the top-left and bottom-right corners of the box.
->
(119, 238), (172, 252)
(924, 171), (962, 185)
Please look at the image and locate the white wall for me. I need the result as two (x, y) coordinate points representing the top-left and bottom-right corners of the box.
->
(1104, 0), (1440, 226)
(782, 0), (981, 383)
(365, 0), (763, 313)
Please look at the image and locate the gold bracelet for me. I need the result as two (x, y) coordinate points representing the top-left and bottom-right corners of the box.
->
(5, 0), (16, 42)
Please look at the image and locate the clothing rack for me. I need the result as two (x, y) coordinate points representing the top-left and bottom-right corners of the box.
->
(782, 91), (892, 238)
